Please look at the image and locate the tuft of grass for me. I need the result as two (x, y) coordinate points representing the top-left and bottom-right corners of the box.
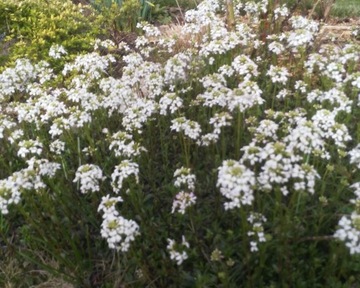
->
(331, 0), (360, 18)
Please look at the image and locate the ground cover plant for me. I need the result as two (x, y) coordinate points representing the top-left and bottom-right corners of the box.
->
(1, 0), (360, 286)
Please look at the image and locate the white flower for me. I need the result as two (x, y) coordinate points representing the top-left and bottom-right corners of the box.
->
(0, 178), (21, 215)
(351, 73), (360, 89)
(0, 157), (61, 214)
(232, 55), (258, 78)
(274, 5), (289, 20)
(26, 157), (61, 177)
(335, 212), (360, 254)
(349, 144), (360, 169)
(167, 236), (190, 265)
(240, 142), (262, 165)
(164, 52), (193, 85)
(17, 139), (43, 158)
(171, 191), (197, 214)
(199, 132), (219, 146)
(98, 194), (123, 216)
(254, 120), (279, 142)
(62, 52), (115, 80)
(49, 44), (67, 59)
(49, 139), (65, 155)
(73, 164), (105, 194)
(276, 89), (289, 99)
(174, 167), (196, 190)
(209, 112), (233, 134)
(0, 58), (36, 101)
(227, 80), (264, 112)
(171, 117), (202, 140)
(109, 131), (146, 158)
(111, 161), (139, 193)
(8, 129), (24, 144)
(121, 99), (157, 133)
(267, 65), (289, 85)
(284, 118), (328, 158)
(159, 93), (183, 115)
(100, 213), (140, 252)
(294, 80), (307, 93)
(217, 160), (256, 209)
(137, 22), (161, 37)
(93, 39), (116, 51)
(268, 41), (285, 55)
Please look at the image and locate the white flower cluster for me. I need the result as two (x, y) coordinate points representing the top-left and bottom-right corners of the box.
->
(164, 52), (193, 85)
(111, 160), (139, 193)
(49, 139), (66, 155)
(0, 177), (22, 215)
(228, 80), (264, 112)
(209, 112), (233, 134)
(171, 191), (197, 215)
(93, 39), (116, 51)
(334, 213), (360, 254)
(286, 16), (319, 49)
(172, 167), (197, 214)
(159, 93), (183, 115)
(232, 55), (259, 78)
(174, 167), (196, 191)
(171, 117), (202, 140)
(240, 138), (320, 195)
(0, 58), (36, 101)
(247, 212), (267, 252)
(254, 119), (279, 143)
(63, 52), (115, 80)
(73, 164), (105, 194)
(0, 158), (60, 214)
(307, 88), (352, 114)
(167, 236), (190, 265)
(98, 195), (140, 251)
(349, 145), (360, 168)
(48, 44), (67, 59)
(27, 157), (61, 178)
(274, 5), (289, 20)
(109, 131), (146, 158)
(17, 139), (43, 158)
(268, 41), (285, 55)
(199, 112), (233, 146)
(267, 65), (289, 85)
(217, 160), (256, 210)
(121, 99), (158, 133)
(334, 183), (360, 254)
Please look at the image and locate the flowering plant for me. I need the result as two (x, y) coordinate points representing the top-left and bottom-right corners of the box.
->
(1, 0), (360, 286)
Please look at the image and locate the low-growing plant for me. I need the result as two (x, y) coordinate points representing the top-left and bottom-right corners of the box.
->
(1, 0), (360, 286)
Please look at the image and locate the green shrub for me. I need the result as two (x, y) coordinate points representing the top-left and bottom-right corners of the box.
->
(0, 0), (103, 69)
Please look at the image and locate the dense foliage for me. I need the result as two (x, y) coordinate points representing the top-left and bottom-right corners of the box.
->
(1, 0), (360, 287)
(0, 0), (102, 68)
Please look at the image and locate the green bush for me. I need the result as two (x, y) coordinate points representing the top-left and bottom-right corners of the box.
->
(0, 0), (103, 69)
